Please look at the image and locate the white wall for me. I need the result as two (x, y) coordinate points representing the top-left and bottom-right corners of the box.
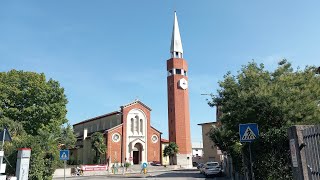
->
(192, 148), (203, 157)
(125, 108), (147, 163)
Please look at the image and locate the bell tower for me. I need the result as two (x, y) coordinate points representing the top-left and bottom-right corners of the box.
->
(167, 12), (192, 167)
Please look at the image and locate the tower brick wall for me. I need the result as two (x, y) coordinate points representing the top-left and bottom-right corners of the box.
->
(167, 58), (188, 71)
(167, 58), (192, 155)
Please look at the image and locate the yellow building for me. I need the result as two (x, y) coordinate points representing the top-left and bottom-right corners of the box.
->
(197, 122), (223, 163)
(161, 139), (170, 165)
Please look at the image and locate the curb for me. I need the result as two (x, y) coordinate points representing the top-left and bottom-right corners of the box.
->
(104, 173), (159, 178)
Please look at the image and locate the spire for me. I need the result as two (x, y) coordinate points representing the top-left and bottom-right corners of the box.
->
(170, 11), (183, 58)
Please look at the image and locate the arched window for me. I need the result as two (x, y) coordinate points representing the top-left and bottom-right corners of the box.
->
(135, 115), (139, 133)
(131, 118), (134, 133)
(140, 119), (143, 134)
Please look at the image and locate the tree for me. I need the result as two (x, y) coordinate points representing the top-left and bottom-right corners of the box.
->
(91, 132), (106, 164)
(208, 60), (320, 179)
(0, 70), (75, 179)
(163, 142), (179, 165)
(59, 124), (77, 150)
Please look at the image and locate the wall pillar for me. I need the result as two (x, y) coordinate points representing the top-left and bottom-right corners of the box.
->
(287, 125), (313, 180)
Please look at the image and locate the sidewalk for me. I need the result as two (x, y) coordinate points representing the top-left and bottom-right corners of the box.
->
(53, 165), (196, 179)
(106, 167), (199, 178)
(106, 166), (177, 177)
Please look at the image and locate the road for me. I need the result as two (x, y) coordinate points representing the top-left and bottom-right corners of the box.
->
(54, 170), (230, 180)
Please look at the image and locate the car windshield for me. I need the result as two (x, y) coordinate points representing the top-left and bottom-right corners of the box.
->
(206, 162), (219, 166)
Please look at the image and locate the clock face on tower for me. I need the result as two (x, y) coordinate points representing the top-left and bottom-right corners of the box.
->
(178, 78), (188, 90)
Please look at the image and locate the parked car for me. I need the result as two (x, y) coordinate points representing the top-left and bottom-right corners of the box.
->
(150, 161), (161, 166)
(199, 163), (206, 174)
(202, 162), (222, 177)
(197, 163), (204, 170)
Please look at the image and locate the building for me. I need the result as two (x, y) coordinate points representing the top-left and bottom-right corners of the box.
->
(192, 142), (203, 165)
(70, 12), (192, 167)
(197, 122), (223, 163)
(161, 139), (170, 166)
(71, 100), (162, 165)
(166, 12), (192, 167)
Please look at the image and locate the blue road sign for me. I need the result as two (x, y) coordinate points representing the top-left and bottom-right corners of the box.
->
(239, 123), (259, 142)
(60, 150), (69, 160)
(142, 162), (148, 168)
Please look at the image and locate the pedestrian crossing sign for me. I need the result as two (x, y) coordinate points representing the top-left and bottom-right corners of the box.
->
(60, 150), (69, 160)
(239, 123), (259, 142)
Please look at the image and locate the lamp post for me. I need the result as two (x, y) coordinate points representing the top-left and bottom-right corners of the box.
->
(201, 93), (222, 125)
(201, 93), (216, 120)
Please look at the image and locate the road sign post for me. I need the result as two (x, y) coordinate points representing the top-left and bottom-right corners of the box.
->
(64, 160), (66, 180)
(239, 123), (259, 180)
(141, 162), (148, 174)
(60, 150), (69, 180)
(249, 143), (254, 180)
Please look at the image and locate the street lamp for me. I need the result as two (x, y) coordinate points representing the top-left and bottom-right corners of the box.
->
(201, 94), (221, 123)
(200, 93), (213, 99)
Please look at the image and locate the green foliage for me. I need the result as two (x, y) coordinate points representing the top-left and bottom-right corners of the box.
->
(91, 132), (106, 164)
(0, 70), (75, 179)
(163, 142), (179, 165)
(124, 162), (131, 169)
(208, 60), (320, 179)
(59, 124), (77, 150)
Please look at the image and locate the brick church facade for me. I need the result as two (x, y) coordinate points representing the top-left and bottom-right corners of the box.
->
(71, 11), (192, 167)
(72, 100), (162, 165)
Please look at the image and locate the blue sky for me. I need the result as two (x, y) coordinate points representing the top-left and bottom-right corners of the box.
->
(1, 1), (320, 143)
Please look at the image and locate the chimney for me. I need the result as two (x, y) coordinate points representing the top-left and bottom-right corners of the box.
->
(83, 128), (88, 140)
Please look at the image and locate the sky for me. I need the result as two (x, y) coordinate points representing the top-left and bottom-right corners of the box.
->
(1, 1), (320, 143)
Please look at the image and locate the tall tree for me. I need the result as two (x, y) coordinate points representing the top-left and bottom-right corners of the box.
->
(208, 60), (320, 179)
(163, 142), (179, 165)
(59, 124), (77, 150)
(91, 132), (106, 164)
(0, 70), (75, 180)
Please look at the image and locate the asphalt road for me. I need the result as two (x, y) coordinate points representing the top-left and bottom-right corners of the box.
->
(54, 170), (230, 180)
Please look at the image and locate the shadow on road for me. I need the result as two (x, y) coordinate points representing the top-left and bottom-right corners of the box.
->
(153, 171), (228, 179)
(154, 172), (202, 178)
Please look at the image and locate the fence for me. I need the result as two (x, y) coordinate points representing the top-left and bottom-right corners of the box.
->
(302, 125), (320, 180)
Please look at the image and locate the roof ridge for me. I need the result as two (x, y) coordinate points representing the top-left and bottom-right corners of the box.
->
(121, 100), (152, 111)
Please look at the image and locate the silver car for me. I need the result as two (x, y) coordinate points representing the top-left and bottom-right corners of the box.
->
(203, 162), (222, 177)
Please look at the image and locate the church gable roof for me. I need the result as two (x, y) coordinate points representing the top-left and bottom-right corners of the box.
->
(121, 100), (152, 111)
(151, 126), (162, 134)
(105, 123), (123, 133)
(73, 111), (120, 126)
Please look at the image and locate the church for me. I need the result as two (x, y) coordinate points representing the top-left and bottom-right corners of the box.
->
(71, 12), (192, 167)
(71, 100), (162, 165)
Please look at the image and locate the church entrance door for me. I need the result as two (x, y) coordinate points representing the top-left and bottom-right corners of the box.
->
(133, 151), (139, 164)
(132, 143), (142, 164)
